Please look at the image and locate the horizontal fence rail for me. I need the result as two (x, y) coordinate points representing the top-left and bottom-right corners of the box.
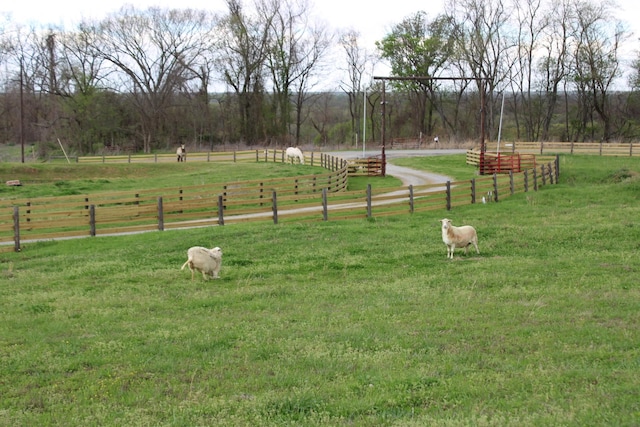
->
(1, 153), (560, 252)
(477, 141), (640, 157)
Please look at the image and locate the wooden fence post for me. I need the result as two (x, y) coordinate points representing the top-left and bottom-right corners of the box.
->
(471, 178), (476, 204)
(493, 173), (499, 202)
(260, 182), (265, 206)
(509, 171), (514, 195)
(548, 163), (554, 184)
(555, 155), (560, 182)
(541, 164), (547, 186)
(409, 185), (414, 213)
(272, 191), (278, 224)
(446, 181), (451, 211)
(157, 197), (164, 231)
(524, 170), (529, 192)
(89, 205), (96, 236)
(218, 195), (225, 226)
(322, 188), (328, 221)
(13, 206), (20, 252)
(533, 168), (538, 191)
(366, 184), (372, 218)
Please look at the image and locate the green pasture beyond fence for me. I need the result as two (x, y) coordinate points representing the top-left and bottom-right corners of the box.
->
(0, 148), (561, 253)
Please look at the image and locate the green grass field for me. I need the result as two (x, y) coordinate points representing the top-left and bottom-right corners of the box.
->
(1, 154), (639, 426)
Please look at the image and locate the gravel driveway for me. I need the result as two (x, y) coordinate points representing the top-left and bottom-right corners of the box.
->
(328, 149), (467, 186)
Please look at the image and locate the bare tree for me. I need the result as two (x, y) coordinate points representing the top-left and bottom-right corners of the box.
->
(92, 6), (212, 152)
(3, 26), (56, 152)
(339, 29), (369, 146)
(534, 0), (571, 141)
(509, 0), (547, 141)
(51, 25), (118, 154)
(446, 0), (517, 138)
(261, 0), (330, 145)
(570, 0), (628, 141)
(215, 0), (271, 144)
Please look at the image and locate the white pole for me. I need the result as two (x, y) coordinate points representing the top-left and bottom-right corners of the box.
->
(57, 138), (71, 163)
(497, 92), (505, 154)
(363, 87), (367, 158)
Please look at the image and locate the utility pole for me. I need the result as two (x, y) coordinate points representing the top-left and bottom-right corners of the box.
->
(20, 58), (25, 164)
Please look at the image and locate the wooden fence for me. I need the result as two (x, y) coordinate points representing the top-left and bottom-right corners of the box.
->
(479, 141), (640, 157)
(347, 155), (384, 176)
(0, 154), (559, 252)
(466, 150), (538, 174)
(75, 149), (348, 169)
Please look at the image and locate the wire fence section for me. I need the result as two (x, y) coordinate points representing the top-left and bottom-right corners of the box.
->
(0, 152), (559, 252)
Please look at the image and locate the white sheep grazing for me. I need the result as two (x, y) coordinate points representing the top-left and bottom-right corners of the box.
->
(440, 218), (479, 259)
(181, 246), (222, 280)
(285, 146), (304, 164)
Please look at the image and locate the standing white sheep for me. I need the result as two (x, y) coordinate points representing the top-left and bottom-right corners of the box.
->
(176, 144), (186, 162)
(181, 246), (222, 280)
(440, 218), (479, 259)
(285, 146), (304, 164)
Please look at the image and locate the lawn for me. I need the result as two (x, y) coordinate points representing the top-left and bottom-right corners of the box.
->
(0, 154), (639, 426)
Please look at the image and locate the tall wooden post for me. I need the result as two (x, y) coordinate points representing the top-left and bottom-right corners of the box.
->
(381, 80), (386, 177)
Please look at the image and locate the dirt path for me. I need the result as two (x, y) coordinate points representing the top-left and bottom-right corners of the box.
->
(328, 149), (466, 185)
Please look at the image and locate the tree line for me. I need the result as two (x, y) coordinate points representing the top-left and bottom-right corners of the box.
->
(1, 0), (639, 158)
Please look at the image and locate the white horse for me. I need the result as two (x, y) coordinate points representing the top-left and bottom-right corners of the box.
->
(176, 144), (186, 162)
(285, 146), (304, 164)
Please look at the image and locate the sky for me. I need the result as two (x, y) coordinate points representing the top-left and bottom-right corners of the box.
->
(0, 0), (426, 43)
(2, 0), (639, 86)
(2, 0), (638, 42)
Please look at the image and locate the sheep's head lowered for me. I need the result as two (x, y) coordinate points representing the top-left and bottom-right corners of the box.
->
(181, 246), (223, 280)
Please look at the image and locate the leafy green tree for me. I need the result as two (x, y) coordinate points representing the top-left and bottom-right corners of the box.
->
(376, 12), (454, 137)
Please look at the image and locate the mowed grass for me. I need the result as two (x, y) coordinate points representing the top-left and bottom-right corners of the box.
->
(0, 160), (398, 199)
(0, 161), (330, 199)
(1, 155), (639, 426)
